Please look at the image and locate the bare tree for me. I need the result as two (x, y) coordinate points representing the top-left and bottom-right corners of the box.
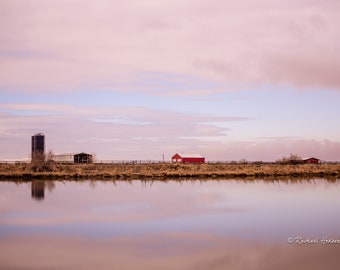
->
(31, 150), (55, 172)
(31, 151), (45, 172)
(46, 150), (55, 162)
(91, 153), (97, 163)
(276, 154), (303, 165)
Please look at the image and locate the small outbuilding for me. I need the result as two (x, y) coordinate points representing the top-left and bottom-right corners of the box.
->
(53, 152), (93, 164)
(303, 157), (320, 164)
(171, 153), (205, 164)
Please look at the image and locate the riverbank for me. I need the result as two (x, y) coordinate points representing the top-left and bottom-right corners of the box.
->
(1, 163), (340, 180)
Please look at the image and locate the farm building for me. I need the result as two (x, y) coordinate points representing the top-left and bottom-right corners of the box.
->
(53, 152), (93, 164)
(303, 157), (320, 164)
(31, 133), (45, 163)
(171, 153), (205, 164)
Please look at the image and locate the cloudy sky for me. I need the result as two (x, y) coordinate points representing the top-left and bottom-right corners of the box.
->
(1, 0), (340, 161)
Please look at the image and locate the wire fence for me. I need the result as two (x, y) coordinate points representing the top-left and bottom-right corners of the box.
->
(1, 160), (340, 165)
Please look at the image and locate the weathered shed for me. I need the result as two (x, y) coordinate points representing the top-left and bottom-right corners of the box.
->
(53, 152), (93, 164)
(74, 153), (93, 163)
(171, 153), (205, 164)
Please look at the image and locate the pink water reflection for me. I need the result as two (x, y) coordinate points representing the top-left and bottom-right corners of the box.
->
(1, 233), (340, 270)
(0, 179), (340, 269)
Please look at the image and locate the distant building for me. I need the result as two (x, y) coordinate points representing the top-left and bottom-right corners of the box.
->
(171, 153), (205, 164)
(53, 152), (93, 164)
(303, 157), (320, 164)
(31, 133), (45, 163)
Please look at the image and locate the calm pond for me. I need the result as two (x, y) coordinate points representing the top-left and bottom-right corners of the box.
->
(1, 179), (340, 269)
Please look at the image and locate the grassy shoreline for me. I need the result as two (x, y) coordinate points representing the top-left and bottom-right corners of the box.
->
(1, 163), (340, 180)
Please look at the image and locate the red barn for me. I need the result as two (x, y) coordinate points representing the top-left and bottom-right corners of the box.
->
(303, 157), (320, 164)
(171, 153), (205, 164)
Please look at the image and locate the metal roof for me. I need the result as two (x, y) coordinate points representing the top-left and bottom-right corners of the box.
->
(55, 152), (91, 156)
(177, 153), (204, 158)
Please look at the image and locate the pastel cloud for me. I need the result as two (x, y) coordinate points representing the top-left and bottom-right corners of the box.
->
(1, 0), (340, 93)
(1, 1), (339, 161)
(1, 102), (339, 161)
(0, 103), (248, 160)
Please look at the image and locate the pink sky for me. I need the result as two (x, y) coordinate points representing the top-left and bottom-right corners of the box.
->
(1, 0), (340, 161)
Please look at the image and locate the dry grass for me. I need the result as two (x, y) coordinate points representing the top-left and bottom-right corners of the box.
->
(1, 162), (340, 180)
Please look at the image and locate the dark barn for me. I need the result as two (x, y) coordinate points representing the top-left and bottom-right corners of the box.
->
(53, 152), (93, 163)
(74, 153), (93, 164)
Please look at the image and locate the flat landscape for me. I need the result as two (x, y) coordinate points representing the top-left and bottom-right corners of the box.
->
(1, 162), (340, 180)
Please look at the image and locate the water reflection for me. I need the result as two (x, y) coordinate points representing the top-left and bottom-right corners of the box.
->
(31, 181), (45, 200)
(1, 233), (339, 270)
(28, 178), (339, 201)
(1, 179), (340, 269)
(30, 181), (56, 201)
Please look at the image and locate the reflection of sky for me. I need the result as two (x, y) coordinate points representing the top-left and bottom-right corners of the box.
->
(1, 180), (340, 241)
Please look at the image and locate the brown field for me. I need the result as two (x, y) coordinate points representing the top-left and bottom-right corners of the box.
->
(1, 162), (340, 180)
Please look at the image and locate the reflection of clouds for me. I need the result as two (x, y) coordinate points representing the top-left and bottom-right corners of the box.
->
(91, 203), (152, 213)
(1, 180), (340, 240)
(0, 234), (339, 270)
(1, 180), (249, 231)
(3, 212), (57, 226)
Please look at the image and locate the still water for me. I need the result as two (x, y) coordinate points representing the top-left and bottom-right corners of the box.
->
(1, 179), (340, 269)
